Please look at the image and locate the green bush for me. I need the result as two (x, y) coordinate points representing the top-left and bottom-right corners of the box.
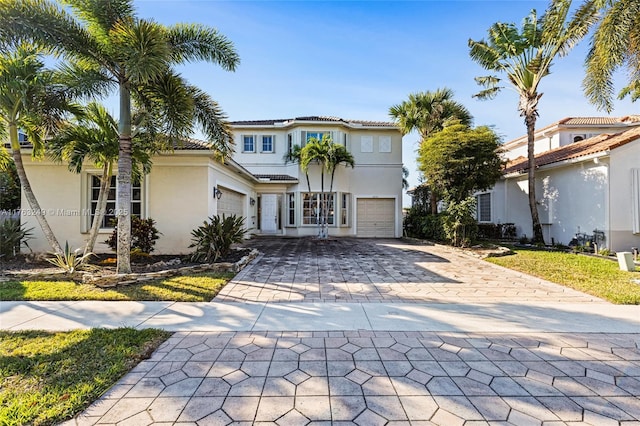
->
(0, 219), (32, 258)
(0, 162), (21, 211)
(403, 208), (446, 241)
(189, 215), (246, 263)
(105, 217), (160, 254)
(442, 197), (478, 247)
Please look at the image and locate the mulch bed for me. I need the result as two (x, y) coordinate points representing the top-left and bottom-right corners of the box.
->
(0, 248), (252, 275)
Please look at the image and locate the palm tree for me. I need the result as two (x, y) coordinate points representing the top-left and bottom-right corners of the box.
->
(583, 0), (640, 112)
(389, 88), (472, 214)
(48, 102), (155, 254)
(0, 0), (240, 273)
(389, 88), (472, 140)
(468, 0), (598, 244)
(325, 143), (355, 238)
(0, 44), (81, 254)
(300, 136), (332, 237)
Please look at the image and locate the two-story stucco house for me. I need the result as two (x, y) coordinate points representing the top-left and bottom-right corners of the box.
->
(17, 116), (403, 254)
(478, 116), (640, 252)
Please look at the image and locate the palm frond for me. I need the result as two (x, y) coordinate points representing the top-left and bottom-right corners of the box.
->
(63, 0), (134, 36)
(167, 23), (240, 71)
(584, 0), (640, 111)
(111, 18), (171, 84)
(188, 85), (234, 159)
(0, 0), (100, 62)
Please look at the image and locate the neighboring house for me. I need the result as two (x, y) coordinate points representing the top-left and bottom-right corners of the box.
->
(477, 116), (640, 252)
(17, 116), (403, 254)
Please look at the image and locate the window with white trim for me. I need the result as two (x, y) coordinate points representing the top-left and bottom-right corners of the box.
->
(361, 135), (373, 152)
(476, 193), (491, 222)
(90, 175), (142, 228)
(341, 193), (350, 226)
(262, 135), (274, 153)
(302, 193), (335, 225)
(287, 133), (293, 154)
(242, 135), (255, 152)
(301, 131), (330, 147)
(287, 193), (295, 226)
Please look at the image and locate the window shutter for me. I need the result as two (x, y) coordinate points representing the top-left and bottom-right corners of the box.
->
(301, 131), (307, 147)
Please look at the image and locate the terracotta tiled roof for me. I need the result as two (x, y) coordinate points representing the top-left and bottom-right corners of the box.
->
(230, 116), (396, 127)
(254, 174), (298, 182)
(503, 126), (640, 175)
(503, 115), (640, 147)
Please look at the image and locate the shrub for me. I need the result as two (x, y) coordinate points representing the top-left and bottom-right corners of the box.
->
(189, 215), (246, 263)
(476, 222), (518, 241)
(403, 208), (446, 241)
(105, 217), (160, 253)
(0, 219), (32, 258)
(442, 197), (478, 247)
(46, 241), (94, 273)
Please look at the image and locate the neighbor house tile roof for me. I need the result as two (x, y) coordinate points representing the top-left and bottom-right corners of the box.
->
(173, 138), (213, 150)
(503, 126), (640, 175)
(230, 116), (396, 127)
(502, 115), (640, 147)
(254, 174), (298, 182)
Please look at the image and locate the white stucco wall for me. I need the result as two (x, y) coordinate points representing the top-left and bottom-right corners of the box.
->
(609, 142), (640, 252)
(494, 159), (609, 246)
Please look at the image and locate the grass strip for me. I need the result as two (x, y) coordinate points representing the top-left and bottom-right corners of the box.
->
(486, 248), (640, 304)
(0, 328), (170, 426)
(0, 272), (233, 301)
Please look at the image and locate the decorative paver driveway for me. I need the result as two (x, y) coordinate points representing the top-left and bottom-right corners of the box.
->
(63, 237), (639, 425)
(217, 238), (600, 303)
(71, 330), (640, 425)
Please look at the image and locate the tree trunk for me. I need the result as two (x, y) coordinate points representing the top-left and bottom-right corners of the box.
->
(319, 168), (325, 238)
(9, 123), (63, 254)
(116, 83), (133, 274)
(523, 97), (545, 245)
(430, 187), (438, 215)
(84, 162), (112, 254)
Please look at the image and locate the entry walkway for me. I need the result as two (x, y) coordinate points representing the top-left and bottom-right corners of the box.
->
(1, 238), (639, 425)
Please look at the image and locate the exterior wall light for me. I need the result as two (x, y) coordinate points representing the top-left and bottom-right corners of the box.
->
(213, 186), (223, 199)
(250, 197), (256, 206)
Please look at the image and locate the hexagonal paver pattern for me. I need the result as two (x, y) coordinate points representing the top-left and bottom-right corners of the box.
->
(66, 330), (640, 425)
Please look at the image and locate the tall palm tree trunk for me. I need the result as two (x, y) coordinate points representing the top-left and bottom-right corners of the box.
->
(523, 97), (545, 245)
(116, 83), (133, 274)
(9, 123), (63, 254)
(84, 162), (112, 254)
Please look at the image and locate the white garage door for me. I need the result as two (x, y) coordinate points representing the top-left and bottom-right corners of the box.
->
(356, 198), (395, 238)
(217, 187), (244, 218)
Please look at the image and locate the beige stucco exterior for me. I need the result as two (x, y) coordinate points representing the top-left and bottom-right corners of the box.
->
(16, 116), (403, 254)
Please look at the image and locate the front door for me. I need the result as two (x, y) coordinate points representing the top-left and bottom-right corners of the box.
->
(261, 194), (278, 233)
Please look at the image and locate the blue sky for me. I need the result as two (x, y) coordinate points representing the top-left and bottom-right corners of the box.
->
(133, 0), (637, 198)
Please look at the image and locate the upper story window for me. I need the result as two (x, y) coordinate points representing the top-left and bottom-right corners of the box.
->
(287, 133), (293, 154)
(242, 135), (255, 153)
(262, 135), (274, 153)
(302, 131), (330, 146)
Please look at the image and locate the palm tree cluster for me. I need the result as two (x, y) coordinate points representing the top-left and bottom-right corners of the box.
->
(288, 135), (354, 238)
(0, 0), (239, 272)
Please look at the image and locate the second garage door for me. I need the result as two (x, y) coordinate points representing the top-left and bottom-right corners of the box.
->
(217, 187), (244, 217)
(356, 198), (395, 238)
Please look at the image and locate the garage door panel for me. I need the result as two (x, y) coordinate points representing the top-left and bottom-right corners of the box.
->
(217, 187), (244, 217)
(357, 198), (395, 238)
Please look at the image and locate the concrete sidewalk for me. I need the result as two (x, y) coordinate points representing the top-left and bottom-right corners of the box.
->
(2, 300), (640, 333)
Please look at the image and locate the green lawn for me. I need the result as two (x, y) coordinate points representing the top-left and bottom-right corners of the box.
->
(0, 328), (170, 426)
(0, 272), (234, 301)
(486, 248), (640, 304)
